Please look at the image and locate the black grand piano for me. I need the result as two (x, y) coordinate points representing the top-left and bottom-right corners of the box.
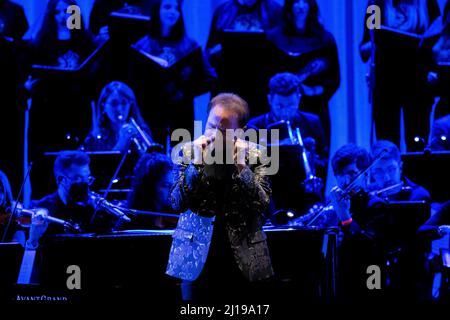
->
(1, 226), (338, 305)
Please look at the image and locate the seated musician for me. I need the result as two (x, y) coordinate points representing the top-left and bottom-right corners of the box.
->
(25, 151), (129, 250)
(247, 72), (328, 171)
(126, 152), (177, 229)
(82, 81), (160, 154)
(369, 140), (431, 202)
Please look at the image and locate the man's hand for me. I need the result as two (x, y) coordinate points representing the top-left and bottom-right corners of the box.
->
(234, 138), (249, 173)
(329, 186), (351, 222)
(192, 135), (215, 165)
(27, 209), (49, 249)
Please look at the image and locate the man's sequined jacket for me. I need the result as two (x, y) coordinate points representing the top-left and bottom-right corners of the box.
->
(166, 142), (274, 282)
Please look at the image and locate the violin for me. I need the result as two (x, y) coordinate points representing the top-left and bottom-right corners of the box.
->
(0, 203), (81, 232)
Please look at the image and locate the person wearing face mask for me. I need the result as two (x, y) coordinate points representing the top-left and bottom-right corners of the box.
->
(82, 81), (158, 154)
(368, 140), (430, 202)
(25, 151), (125, 250)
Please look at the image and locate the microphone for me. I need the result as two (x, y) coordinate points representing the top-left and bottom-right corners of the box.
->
(89, 192), (131, 223)
(129, 117), (163, 152)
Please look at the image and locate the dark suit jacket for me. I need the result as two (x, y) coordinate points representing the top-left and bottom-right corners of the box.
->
(166, 142), (274, 282)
